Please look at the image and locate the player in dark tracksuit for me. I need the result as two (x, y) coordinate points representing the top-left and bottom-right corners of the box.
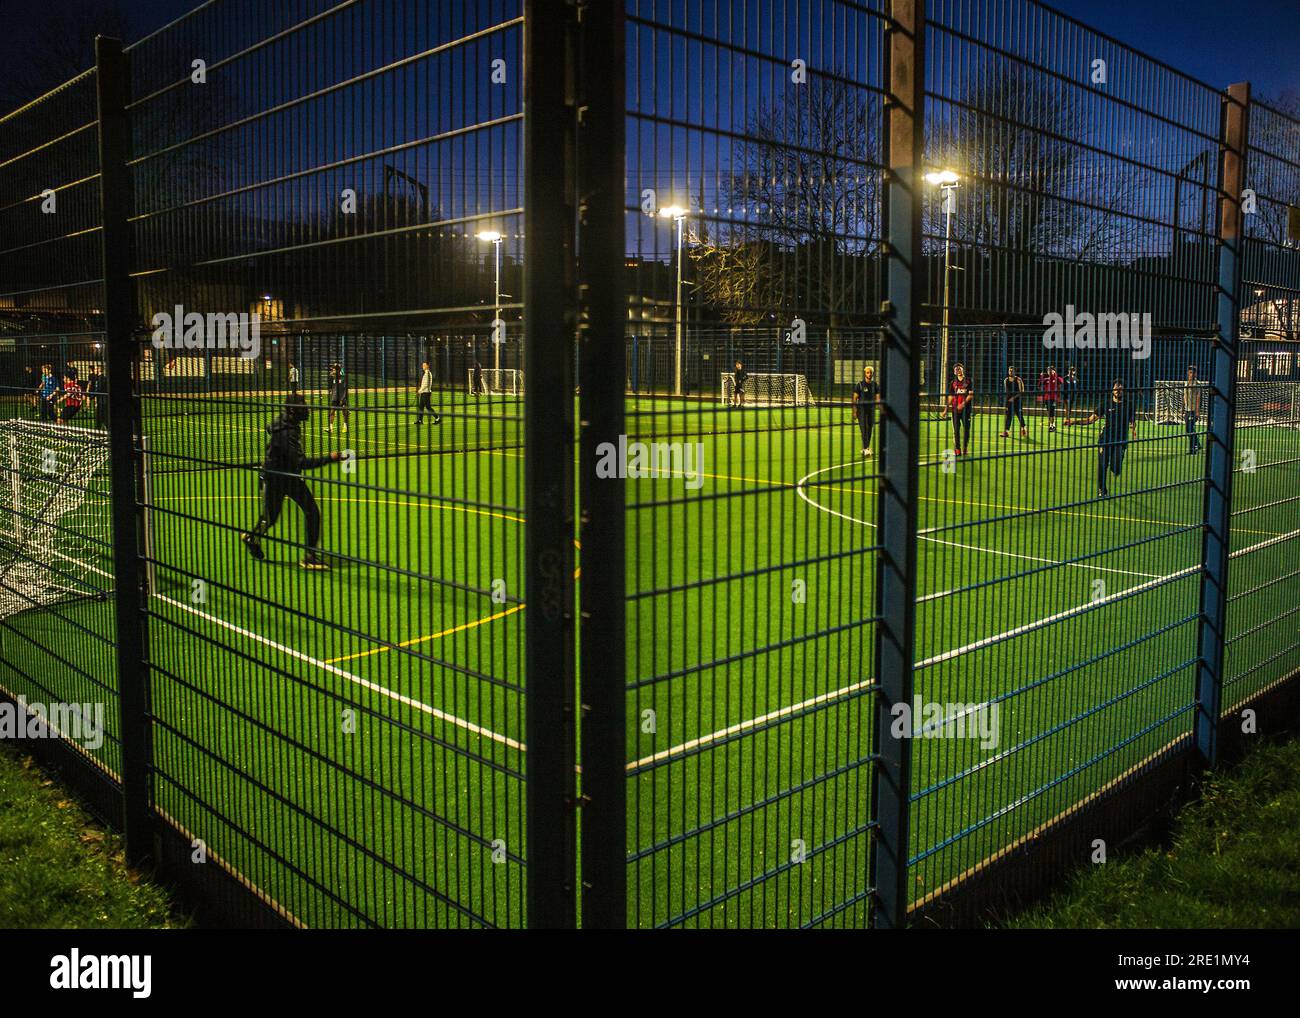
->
(851, 365), (879, 456)
(731, 360), (748, 408)
(86, 368), (109, 429)
(1083, 379), (1138, 497)
(326, 363), (349, 433)
(1001, 365), (1026, 438)
(941, 363), (975, 456)
(1061, 366), (1081, 423)
(241, 395), (342, 569)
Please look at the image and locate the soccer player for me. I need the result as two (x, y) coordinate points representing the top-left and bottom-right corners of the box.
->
(415, 360), (441, 425)
(288, 362), (301, 392)
(36, 364), (59, 423)
(1001, 365), (1026, 438)
(1081, 378), (1138, 497)
(1182, 364), (1201, 454)
(851, 364), (879, 456)
(1038, 365), (1062, 432)
(1062, 365), (1081, 424)
(325, 362), (349, 434)
(940, 362), (975, 456)
(240, 394), (343, 570)
(86, 367), (108, 429)
(472, 358), (484, 398)
(21, 364), (37, 416)
(53, 369), (84, 425)
(731, 360), (748, 408)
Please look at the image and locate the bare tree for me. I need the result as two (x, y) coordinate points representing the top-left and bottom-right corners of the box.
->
(689, 74), (881, 321)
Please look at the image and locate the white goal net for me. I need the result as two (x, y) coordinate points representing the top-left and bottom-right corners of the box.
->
(1155, 379), (1299, 428)
(0, 421), (113, 620)
(1235, 381), (1299, 427)
(468, 368), (524, 396)
(720, 372), (813, 407)
(1153, 380), (1209, 425)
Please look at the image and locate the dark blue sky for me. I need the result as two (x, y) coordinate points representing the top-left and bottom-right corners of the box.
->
(1047, 0), (1299, 101)
(0, 0), (1295, 103)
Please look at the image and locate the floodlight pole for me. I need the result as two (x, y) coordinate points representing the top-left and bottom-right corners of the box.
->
(940, 183), (956, 390)
(493, 235), (502, 372)
(673, 212), (685, 396)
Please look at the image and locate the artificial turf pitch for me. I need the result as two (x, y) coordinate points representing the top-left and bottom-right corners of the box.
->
(1, 388), (1297, 927)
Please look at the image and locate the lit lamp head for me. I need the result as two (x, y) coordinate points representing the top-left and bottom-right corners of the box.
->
(924, 170), (960, 187)
(476, 230), (503, 244)
(658, 205), (688, 221)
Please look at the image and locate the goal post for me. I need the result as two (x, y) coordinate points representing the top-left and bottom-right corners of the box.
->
(0, 421), (114, 620)
(720, 372), (813, 407)
(1155, 379), (1299, 428)
(1153, 379), (1209, 425)
(468, 367), (525, 396)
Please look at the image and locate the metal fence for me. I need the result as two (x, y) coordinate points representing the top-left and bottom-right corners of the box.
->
(0, 0), (1297, 929)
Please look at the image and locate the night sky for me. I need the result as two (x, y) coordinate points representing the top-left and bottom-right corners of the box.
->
(0, 0), (1295, 106)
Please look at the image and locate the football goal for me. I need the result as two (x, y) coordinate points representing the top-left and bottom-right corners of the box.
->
(720, 372), (813, 407)
(468, 368), (524, 396)
(0, 421), (113, 620)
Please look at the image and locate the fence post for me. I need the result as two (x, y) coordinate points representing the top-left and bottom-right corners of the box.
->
(523, 0), (578, 928)
(871, 0), (924, 930)
(1194, 82), (1249, 766)
(576, 0), (627, 929)
(96, 35), (153, 865)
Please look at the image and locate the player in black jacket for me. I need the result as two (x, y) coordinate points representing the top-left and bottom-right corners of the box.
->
(241, 395), (342, 569)
(325, 363), (349, 434)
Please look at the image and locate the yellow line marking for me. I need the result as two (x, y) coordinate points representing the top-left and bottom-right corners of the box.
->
(327, 604), (524, 664)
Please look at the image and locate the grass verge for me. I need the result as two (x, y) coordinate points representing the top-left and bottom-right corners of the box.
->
(1004, 738), (1300, 928)
(0, 745), (186, 929)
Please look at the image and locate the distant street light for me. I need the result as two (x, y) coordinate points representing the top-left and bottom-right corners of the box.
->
(924, 171), (961, 388)
(476, 231), (504, 370)
(658, 205), (688, 396)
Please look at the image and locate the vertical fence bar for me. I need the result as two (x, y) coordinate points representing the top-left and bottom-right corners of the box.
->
(871, 0), (924, 930)
(95, 35), (152, 865)
(524, 0), (578, 928)
(576, 0), (627, 929)
(1194, 82), (1250, 766)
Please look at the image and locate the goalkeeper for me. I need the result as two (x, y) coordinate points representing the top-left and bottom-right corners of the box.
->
(731, 360), (748, 408)
(241, 394), (343, 570)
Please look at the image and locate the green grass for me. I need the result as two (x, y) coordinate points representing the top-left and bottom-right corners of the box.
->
(0, 744), (185, 928)
(1003, 738), (1300, 928)
(1, 385), (1297, 927)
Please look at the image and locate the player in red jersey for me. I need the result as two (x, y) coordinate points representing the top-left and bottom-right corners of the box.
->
(940, 362), (975, 456)
(1038, 365), (1062, 432)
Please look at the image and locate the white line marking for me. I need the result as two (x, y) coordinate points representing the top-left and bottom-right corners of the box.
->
(154, 594), (524, 753)
(626, 679), (874, 772)
(795, 460), (1162, 580)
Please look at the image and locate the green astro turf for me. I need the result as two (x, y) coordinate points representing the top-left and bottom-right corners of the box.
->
(1002, 737), (1300, 928)
(1, 387), (1298, 928)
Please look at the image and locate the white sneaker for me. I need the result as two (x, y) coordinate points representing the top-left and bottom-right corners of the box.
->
(325, 425), (332, 434)
(861, 448), (868, 456)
